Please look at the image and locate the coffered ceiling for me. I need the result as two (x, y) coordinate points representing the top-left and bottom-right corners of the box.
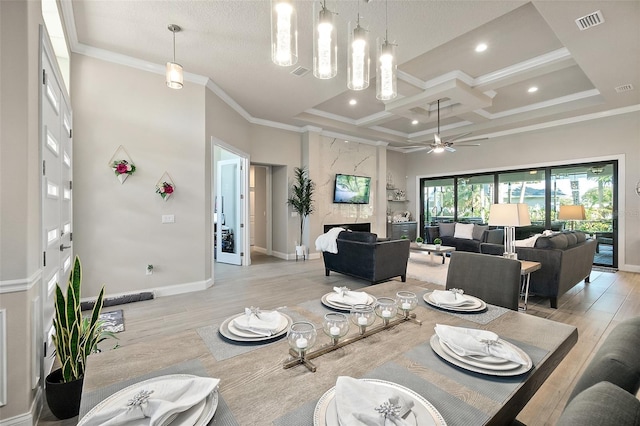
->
(61, 1), (639, 151)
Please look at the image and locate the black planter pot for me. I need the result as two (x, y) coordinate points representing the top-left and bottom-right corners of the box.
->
(45, 368), (84, 420)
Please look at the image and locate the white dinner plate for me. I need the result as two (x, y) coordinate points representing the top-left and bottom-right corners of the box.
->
(313, 379), (447, 426)
(430, 335), (533, 376)
(423, 292), (487, 313)
(439, 340), (521, 371)
(219, 312), (292, 342)
(227, 312), (289, 338)
(321, 293), (376, 311)
(78, 374), (218, 426)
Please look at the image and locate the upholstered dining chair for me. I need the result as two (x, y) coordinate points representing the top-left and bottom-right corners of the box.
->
(445, 251), (521, 311)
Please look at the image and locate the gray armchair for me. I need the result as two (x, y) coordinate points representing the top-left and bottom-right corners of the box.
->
(445, 252), (521, 310)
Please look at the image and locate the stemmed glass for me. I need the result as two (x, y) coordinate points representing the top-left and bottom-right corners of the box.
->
(323, 313), (350, 345)
(374, 297), (398, 326)
(396, 291), (418, 318)
(350, 304), (376, 334)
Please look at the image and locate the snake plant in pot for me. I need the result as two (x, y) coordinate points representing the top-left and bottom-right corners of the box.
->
(286, 166), (315, 258)
(46, 255), (113, 419)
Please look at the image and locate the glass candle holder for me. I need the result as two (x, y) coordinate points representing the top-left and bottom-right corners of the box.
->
(375, 297), (398, 326)
(287, 321), (317, 358)
(396, 291), (418, 318)
(323, 312), (350, 345)
(350, 304), (376, 334)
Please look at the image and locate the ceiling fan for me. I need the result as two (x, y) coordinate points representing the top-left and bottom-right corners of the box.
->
(425, 99), (485, 154)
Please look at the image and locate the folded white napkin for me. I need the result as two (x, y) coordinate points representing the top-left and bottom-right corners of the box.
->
(327, 287), (370, 305)
(232, 308), (283, 336)
(335, 377), (415, 426)
(83, 376), (220, 426)
(434, 324), (527, 365)
(430, 289), (476, 307)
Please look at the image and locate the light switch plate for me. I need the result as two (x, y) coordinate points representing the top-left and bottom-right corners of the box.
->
(162, 214), (175, 223)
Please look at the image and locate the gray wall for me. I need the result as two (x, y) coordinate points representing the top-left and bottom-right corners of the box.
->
(404, 111), (640, 270)
(252, 166), (268, 250)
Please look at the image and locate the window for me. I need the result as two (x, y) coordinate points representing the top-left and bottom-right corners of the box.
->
(497, 169), (546, 224)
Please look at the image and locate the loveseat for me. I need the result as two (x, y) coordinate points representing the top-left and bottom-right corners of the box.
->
(322, 231), (410, 284)
(480, 231), (597, 308)
(425, 222), (503, 253)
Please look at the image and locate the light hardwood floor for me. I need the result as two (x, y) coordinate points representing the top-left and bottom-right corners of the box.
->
(38, 253), (639, 425)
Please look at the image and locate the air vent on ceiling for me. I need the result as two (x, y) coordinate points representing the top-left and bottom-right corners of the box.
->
(290, 66), (310, 77)
(575, 10), (604, 31)
(615, 84), (634, 93)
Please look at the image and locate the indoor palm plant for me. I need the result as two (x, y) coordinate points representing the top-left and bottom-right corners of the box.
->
(46, 255), (113, 419)
(287, 166), (315, 258)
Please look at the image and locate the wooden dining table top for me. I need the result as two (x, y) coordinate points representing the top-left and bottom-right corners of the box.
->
(81, 280), (577, 425)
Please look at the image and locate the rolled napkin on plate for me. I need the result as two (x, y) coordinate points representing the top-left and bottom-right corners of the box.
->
(232, 307), (283, 336)
(328, 287), (370, 305)
(434, 324), (527, 365)
(335, 376), (415, 426)
(430, 289), (476, 307)
(81, 375), (220, 426)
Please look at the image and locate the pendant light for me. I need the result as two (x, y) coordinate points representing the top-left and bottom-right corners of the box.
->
(313, 0), (337, 79)
(347, 0), (370, 90)
(376, 0), (397, 100)
(166, 24), (183, 89)
(271, 0), (298, 66)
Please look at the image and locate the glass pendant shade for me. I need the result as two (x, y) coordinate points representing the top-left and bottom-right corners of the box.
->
(376, 38), (397, 100)
(347, 20), (370, 90)
(313, 2), (337, 79)
(166, 62), (183, 89)
(271, 0), (298, 66)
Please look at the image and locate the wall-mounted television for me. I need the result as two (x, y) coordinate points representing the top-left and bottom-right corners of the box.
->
(333, 174), (371, 204)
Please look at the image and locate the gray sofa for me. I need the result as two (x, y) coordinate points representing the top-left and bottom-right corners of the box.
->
(322, 231), (410, 284)
(425, 222), (503, 253)
(480, 231), (597, 308)
(556, 316), (640, 425)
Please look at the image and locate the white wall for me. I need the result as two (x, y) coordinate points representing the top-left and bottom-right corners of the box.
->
(404, 111), (640, 270)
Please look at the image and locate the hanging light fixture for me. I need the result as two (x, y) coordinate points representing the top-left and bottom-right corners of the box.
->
(347, 1), (370, 90)
(166, 24), (183, 89)
(376, 0), (397, 100)
(313, 0), (337, 79)
(271, 0), (298, 66)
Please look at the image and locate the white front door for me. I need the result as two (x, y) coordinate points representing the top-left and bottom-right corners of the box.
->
(216, 159), (243, 265)
(41, 32), (73, 377)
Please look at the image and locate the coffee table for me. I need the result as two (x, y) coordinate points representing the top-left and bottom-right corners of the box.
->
(411, 243), (456, 264)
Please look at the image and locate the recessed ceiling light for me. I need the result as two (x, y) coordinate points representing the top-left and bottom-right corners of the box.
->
(475, 43), (488, 53)
(411, 119), (419, 125)
(349, 99), (357, 106)
(528, 86), (538, 93)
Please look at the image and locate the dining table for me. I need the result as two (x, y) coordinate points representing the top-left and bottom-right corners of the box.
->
(79, 280), (578, 425)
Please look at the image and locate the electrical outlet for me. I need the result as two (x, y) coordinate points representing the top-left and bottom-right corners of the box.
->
(162, 215), (175, 223)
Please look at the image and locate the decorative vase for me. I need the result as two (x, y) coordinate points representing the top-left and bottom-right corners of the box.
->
(45, 368), (84, 420)
(435, 244), (441, 250)
(416, 242), (423, 247)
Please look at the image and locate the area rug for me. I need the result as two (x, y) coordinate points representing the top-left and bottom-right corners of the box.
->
(98, 309), (125, 333)
(406, 251), (449, 286)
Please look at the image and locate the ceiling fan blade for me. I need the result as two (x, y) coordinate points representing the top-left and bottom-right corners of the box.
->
(443, 132), (473, 143)
(455, 143), (482, 147)
(445, 146), (456, 152)
(426, 148), (435, 154)
(434, 133), (442, 144)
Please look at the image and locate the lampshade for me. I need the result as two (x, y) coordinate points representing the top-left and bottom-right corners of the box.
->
(376, 38), (397, 100)
(488, 203), (531, 227)
(558, 205), (586, 220)
(313, 1), (337, 80)
(271, 0), (298, 66)
(166, 24), (183, 89)
(347, 19), (369, 90)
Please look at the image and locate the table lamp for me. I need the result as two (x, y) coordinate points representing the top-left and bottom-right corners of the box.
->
(558, 205), (585, 231)
(488, 203), (531, 260)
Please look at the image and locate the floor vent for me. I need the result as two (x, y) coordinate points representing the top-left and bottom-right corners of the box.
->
(575, 10), (604, 31)
(291, 66), (310, 77)
(615, 84), (634, 93)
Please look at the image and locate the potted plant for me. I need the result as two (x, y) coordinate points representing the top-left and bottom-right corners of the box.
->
(286, 166), (315, 258)
(46, 255), (113, 419)
(433, 237), (442, 249)
(415, 236), (424, 247)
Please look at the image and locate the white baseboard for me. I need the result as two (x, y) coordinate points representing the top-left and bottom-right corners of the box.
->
(251, 246), (267, 254)
(79, 278), (214, 304)
(271, 250), (288, 260)
(0, 387), (41, 426)
(620, 264), (640, 273)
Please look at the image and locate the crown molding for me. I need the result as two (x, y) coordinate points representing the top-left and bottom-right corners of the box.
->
(488, 89), (601, 119)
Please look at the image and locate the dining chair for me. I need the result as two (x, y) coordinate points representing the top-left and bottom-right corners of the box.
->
(445, 251), (521, 310)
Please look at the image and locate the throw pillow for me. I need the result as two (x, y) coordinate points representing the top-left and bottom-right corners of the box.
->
(514, 234), (541, 247)
(454, 223), (474, 240)
(472, 225), (488, 241)
(438, 222), (456, 237)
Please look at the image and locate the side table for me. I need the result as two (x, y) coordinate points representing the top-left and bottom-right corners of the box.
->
(519, 260), (542, 311)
